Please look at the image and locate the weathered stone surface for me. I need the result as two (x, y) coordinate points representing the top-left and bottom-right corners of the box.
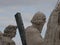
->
(44, 2), (60, 45)
(3, 25), (17, 38)
(25, 12), (46, 45)
(1, 37), (15, 45)
(0, 25), (17, 45)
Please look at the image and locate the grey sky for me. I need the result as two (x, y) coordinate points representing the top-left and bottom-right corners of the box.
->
(0, 0), (58, 6)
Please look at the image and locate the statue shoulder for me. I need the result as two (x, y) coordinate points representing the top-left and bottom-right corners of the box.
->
(1, 37), (15, 45)
(25, 26), (39, 33)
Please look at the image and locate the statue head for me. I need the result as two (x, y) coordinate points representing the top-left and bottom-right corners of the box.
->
(31, 12), (46, 32)
(4, 25), (17, 38)
(31, 11), (46, 25)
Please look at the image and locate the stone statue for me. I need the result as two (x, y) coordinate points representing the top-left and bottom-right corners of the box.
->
(44, 1), (60, 45)
(25, 12), (46, 45)
(0, 25), (17, 45)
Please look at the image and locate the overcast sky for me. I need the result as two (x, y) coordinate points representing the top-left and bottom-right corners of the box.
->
(0, 0), (58, 45)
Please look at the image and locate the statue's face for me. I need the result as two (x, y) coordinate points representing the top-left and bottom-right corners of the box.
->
(36, 16), (46, 25)
(10, 30), (16, 38)
(31, 13), (46, 33)
(31, 14), (46, 25)
(8, 27), (17, 38)
(4, 25), (17, 38)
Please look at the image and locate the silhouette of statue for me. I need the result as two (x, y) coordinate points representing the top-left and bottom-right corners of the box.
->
(25, 12), (46, 45)
(0, 25), (17, 45)
(44, 1), (60, 45)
